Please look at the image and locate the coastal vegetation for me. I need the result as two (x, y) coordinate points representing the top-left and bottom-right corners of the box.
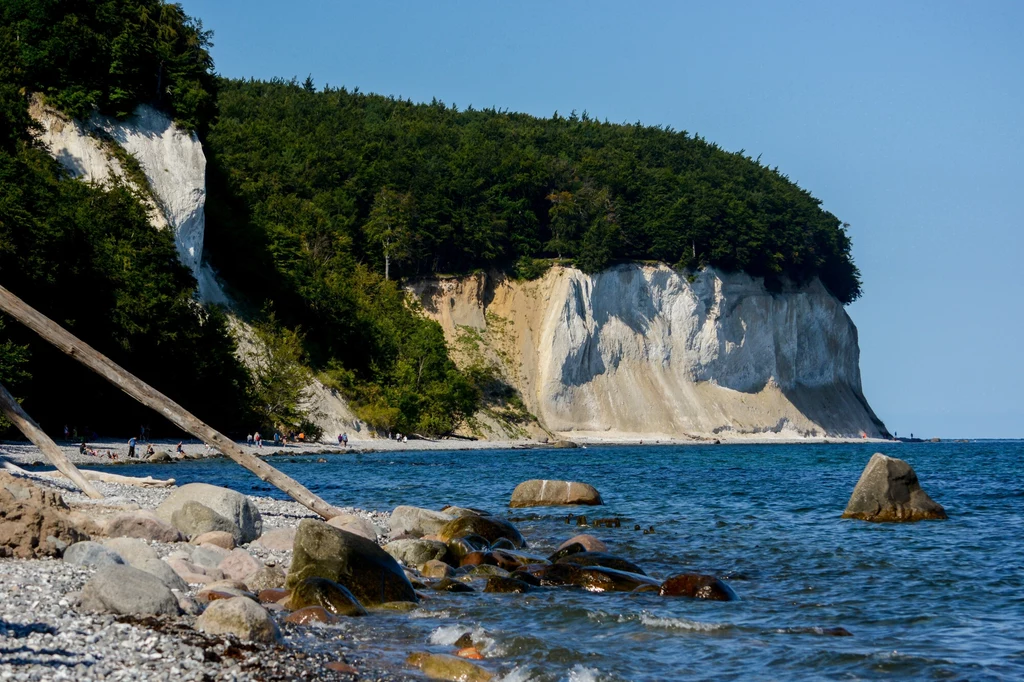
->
(0, 0), (862, 439)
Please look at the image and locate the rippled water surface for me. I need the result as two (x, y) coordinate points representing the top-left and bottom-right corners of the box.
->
(96, 441), (1024, 680)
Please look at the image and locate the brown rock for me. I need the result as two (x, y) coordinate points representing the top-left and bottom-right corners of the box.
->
(414, 653), (493, 682)
(660, 573), (738, 601)
(195, 596), (281, 643)
(325, 661), (358, 674)
(438, 516), (525, 548)
(556, 551), (646, 575)
(104, 510), (183, 543)
(287, 576), (368, 617)
(196, 589), (238, 603)
(460, 551), (496, 568)
(421, 559), (455, 578)
(258, 588), (290, 604)
(327, 513), (378, 541)
(509, 479), (603, 508)
(284, 605), (339, 625)
(0, 472), (87, 558)
(191, 530), (235, 549)
(484, 576), (533, 594)
(245, 564), (287, 593)
(558, 534), (607, 553)
(456, 647), (485, 660)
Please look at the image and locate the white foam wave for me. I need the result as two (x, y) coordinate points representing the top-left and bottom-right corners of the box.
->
(638, 612), (728, 632)
(495, 666), (538, 682)
(566, 664), (602, 682)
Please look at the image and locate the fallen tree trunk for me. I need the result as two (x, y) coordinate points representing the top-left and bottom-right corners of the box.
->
(0, 284), (340, 519)
(0, 381), (103, 499)
(0, 457), (173, 488)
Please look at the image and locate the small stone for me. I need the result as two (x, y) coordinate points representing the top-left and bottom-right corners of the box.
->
(660, 574), (738, 601)
(246, 564), (287, 592)
(456, 647), (485, 660)
(191, 544), (230, 570)
(284, 605), (339, 625)
(557, 534), (608, 553)
(384, 538), (450, 566)
(102, 537), (158, 567)
(326, 513), (378, 541)
(325, 661), (358, 674)
(483, 576), (532, 593)
(195, 596), (281, 643)
(420, 559), (455, 579)
(414, 653), (493, 681)
(135, 557), (189, 592)
(104, 510), (184, 543)
(252, 527), (296, 552)
(258, 588), (290, 604)
(218, 548), (262, 582)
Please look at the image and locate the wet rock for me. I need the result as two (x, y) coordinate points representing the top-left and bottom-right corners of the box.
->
(218, 547), (262, 582)
(557, 534), (608, 553)
(195, 596), (281, 643)
(438, 516), (525, 548)
(447, 535), (490, 562)
(509, 570), (542, 586)
(492, 549), (548, 571)
(572, 566), (661, 593)
(197, 588), (250, 604)
(484, 576), (533, 593)
(456, 647), (485, 660)
(287, 576), (368, 617)
(411, 652), (493, 682)
(547, 542), (587, 563)
(191, 530), (236, 549)
(489, 537), (516, 551)
(440, 505), (489, 518)
(556, 551), (646, 575)
(258, 587), (290, 604)
(459, 551), (496, 568)
(63, 541), (125, 567)
(102, 537), (158, 566)
(284, 605), (339, 625)
(287, 519), (418, 605)
(246, 564), (287, 592)
(327, 512), (379, 541)
(660, 573), (738, 601)
(135, 557), (189, 592)
(171, 501), (243, 544)
(842, 453), (947, 522)
(104, 510), (183, 543)
(509, 479), (603, 508)
(0, 472), (87, 558)
(390, 505), (456, 538)
(466, 565), (509, 579)
(156, 483), (263, 542)
(384, 538), (450, 566)
(252, 527), (296, 552)
(429, 577), (476, 593)
(79, 565), (180, 616)
(421, 559), (455, 578)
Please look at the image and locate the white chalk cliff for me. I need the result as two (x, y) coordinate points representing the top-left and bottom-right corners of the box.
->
(412, 265), (888, 440)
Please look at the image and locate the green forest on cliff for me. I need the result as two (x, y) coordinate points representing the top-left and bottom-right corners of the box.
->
(0, 0), (862, 439)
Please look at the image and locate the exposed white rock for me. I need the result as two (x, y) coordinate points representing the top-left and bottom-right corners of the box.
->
(411, 264), (887, 440)
(30, 97), (212, 300)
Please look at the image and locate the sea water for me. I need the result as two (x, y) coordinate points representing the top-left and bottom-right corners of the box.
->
(97, 441), (1024, 680)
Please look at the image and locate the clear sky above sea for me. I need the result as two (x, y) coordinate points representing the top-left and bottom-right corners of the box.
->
(181, 0), (1023, 439)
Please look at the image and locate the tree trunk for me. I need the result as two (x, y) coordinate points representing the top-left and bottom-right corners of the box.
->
(0, 381), (104, 499)
(0, 284), (342, 519)
(384, 252), (390, 281)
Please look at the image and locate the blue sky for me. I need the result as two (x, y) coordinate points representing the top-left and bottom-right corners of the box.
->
(182, 0), (1023, 438)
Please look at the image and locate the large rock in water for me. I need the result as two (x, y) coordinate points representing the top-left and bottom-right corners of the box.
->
(156, 483), (262, 542)
(287, 519), (417, 605)
(79, 565), (180, 616)
(0, 472), (87, 558)
(842, 453), (947, 522)
(437, 515), (526, 548)
(509, 480), (603, 508)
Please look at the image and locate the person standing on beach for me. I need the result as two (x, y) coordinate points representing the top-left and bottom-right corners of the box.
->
(255, 431), (262, 448)
(128, 436), (136, 458)
(247, 433), (253, 446)
(342, 432), (348, 447)
(63, 424), (69, 441)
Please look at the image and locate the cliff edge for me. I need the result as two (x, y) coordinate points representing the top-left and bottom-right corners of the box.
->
(411, 265), (888, 440)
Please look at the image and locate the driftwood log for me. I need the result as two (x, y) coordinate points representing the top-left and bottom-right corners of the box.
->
(0, 381), (103, 499)
(0, 457), (174, 488)
(0, 284), (341, 519)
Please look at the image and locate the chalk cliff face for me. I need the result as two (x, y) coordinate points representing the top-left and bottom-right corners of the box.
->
(29, 97), (224, 303)
(412, 265), (887, 440)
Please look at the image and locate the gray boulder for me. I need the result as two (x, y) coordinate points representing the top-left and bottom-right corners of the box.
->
(156, 483), (262, 543)
(104, 511), (184, 543)
(389, 505), (454, 538)
(195, 596), (280, 643)
(245, 564), (286, 592)
(102, 537), (158, 567)
(63, 541), (125, 568)
(383, 538), (451, 567)
(190, 544), (230, 570)
(509, 479), (603, 508)
(843, 453), (947, 522)
(135, 558), (189, 592)
(171, 501), (243, 544)
(79, 565), (180, 616)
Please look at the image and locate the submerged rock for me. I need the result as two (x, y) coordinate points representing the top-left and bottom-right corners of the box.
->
(156, 483), (262, 542)
(284, 605), (339, 625)
(842, 453), (947, 522)
(287, 519), (417, 605)
(196, 596), (281, 643)
(660, 573), (738, 601)
(438, 515), (525, 548)
(556, 551), (646, 575)
(79, 565), (180, 616)
(408, 652), (493, 682)
(484, 576), (533, 593)
(509, 479), (603, 508)
(557, 534), (608, 553)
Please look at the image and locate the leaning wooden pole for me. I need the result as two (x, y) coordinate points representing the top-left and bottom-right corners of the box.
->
(0, 381), (104, 499)
(0, 284), (340, 520)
